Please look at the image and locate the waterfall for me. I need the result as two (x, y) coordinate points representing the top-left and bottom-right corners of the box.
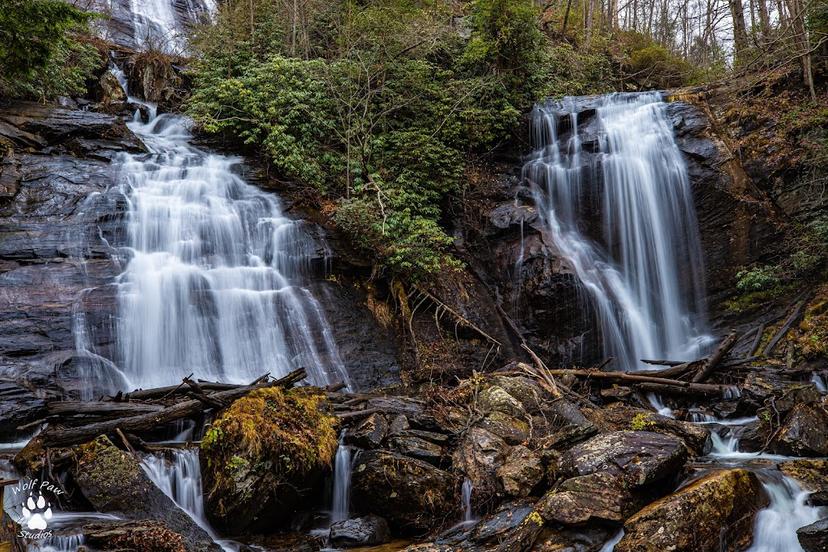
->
(524, 93), (711, 371)
(747, 474), (825, 552)
(331, 433), (353, 524)
(461, 478), (475, 524)
(99, 107), (349, 390)
(141, 449), (238, 551)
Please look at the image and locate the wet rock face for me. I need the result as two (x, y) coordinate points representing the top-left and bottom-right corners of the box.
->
(328, 515), (391, 548)
(0, 103), (138, 400)
(83, 520), (189, 552)
(72, 436), (220, 552)
(616, 468), (769, 552)
(769, 401), (828, 456)
(798, 518), (828, 552)
(351, 450), (457, 534)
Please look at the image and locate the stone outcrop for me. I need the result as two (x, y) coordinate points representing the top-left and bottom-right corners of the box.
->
(798, 518), (828, 552)
(329, 515), (391, 548)
(616, 469), (768, 552)
(71, 436), (220, 552)
(351, 450), (457, 534)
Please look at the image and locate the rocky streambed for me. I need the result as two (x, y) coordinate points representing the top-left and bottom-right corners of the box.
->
(0, 83), (826, 552)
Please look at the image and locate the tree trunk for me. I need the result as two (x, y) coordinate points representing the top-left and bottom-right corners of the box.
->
(729, 0), (749, 57)
(757, 0), (771, 39)
(786, 0), (817, 99)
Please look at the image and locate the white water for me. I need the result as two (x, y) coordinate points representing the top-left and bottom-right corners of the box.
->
(524, 93), (711, 371)
(97, 108), (349, 391)
(461, 478), (476, 524)
(599, 529), (624, 552)
(748, 475), (825, 552)
(127, 0), (214, 54)
(142, 449), (238, 551)
(331, 433), (353, 524)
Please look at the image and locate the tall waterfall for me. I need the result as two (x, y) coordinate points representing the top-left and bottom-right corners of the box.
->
(107, 110), (349, 389)
(523, 92), (710, 370)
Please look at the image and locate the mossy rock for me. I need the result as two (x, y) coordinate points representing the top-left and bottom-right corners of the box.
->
(71, 436), (220, 552)
(616, 469), (768, 552)
(200, 386), (337, 534)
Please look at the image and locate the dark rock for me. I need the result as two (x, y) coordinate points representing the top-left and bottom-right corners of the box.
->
(328, 515), (391, 548)
(770, 402), (828, 456)
(798, 518), (828, 552)
(616, 469), (768, 552)
(479, 411), (530, 445)
(585, 402), (711, 454)
(557, 430), (688, 487)
(537, 471), (641, 524)
(389, 414), (410, 435)
(347, 412), (388, 449)
(351, 450), (456, 533)
(389, 434), (444, 464)
(496, 445), (543, 497)
(437, 499), (544, 551)
(83, 520), (190, 552)
(452, 427), (509, 501)
(71, 437), (220, 551)
(780, 459), (828, 494)
(0, 381), (47, 439)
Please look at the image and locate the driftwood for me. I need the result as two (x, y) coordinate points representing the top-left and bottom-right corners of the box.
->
(46, 401), (165, 417)
(544, 369), (729, 395)
(749, 323), (766, 356)
(763, 298), (808, 356)
(692, 332), (739, 383)
(637, 382), (727, 396)
(641, 359), (685, 367)
(37, 369), (307, 448)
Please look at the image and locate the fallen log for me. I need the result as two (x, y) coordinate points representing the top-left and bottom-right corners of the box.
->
(763, 298), (808, 356)
(38, 368), (306, 448)
(543, 369), (729, 395)
(46, 401), (165, 417)
(692, 332), (738, 383)
(641, 359), (685, 367)
(637, 382), (730, 396)
(126, 372), (272, 401)
(748, 323), (765, 356)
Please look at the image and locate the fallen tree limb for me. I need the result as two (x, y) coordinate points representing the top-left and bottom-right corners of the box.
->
(543, 369), (728, 395)
(763, 298), (808, 356)
(748, 323), (765, 356)
(692, 332), (738, 383)
(37, 369), (306, 448)
(637, 382), (731, 396)
(46, 401), (165, 417)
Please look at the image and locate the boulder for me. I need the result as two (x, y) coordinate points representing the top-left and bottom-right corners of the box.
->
(616, 469), (768, 552)
(798, 518), (828, 552)
(452, 427), (509, 500)
(351, 450), (456, 533)
(72, 436), (220, 552)
(437, 499), (544, 552)
(496, 445), (543, 497)
(83, 520), (188, 552)
(488, 375), (545, 414)
(557, 431), (687, 487)
(389, 434), (444, 464)
(585, 403), (711, 454)
(537, 471), (643, 524)
(329, 515), (391, 548)
(347, 412), (388, 449)
(200, 387), (337, 534)
(770, 402), (828, 456)
(478, 385), (526, 418)
(780, 459), (828, 493)
(480, 411), (530, 445)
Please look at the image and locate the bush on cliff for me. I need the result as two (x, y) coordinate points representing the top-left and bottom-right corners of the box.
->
(0, 0), (100, 101)
(200, 386), (337, 533)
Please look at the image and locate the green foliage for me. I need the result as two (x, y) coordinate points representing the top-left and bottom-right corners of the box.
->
(617, 31), (692, 88)
(0, 0), (100, 100)
(736, 265), (781, 292)
(189, 0), (557, 279)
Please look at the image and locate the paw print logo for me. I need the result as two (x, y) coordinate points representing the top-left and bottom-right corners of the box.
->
(21, 493), (52, 530)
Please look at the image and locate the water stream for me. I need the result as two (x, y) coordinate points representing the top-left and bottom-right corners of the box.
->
(87, 99), (350, 391)
(330, 432), (353, 524)
(524, 93), (711, 371)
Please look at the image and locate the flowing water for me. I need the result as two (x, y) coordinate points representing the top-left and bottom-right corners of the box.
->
(461, 478), (476, 524)
(98, 108), (349, 391)
(524, 93), (711, 371)
(142, 449), (238, 551)
(127, 0), (214, 53)
(331, 432), (353, 524)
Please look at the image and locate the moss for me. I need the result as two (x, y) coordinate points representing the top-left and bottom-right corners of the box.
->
(630, 413), (656, 431)
(201, 386), (337, 487)
(75, 436), (142, 504)
(793, 284), (828, 359)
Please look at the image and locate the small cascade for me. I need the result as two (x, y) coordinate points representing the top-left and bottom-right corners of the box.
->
(524, 93), (711, 371)
(31, 534), (85, 552)
(331, 433), (353, 524)
(599, 529), (625, 552)
(461, 478), (476, 524)
(747, 473), (825, 552)
(141, 449), (238, 551)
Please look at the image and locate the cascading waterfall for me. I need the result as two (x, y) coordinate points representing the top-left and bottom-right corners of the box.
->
(524, 92), (711, 371)
(127, 0), (214, 53)
(748, 473), (825, 552)
(104, 108), (349, 390)
(331, 433), (353, 524)
(461, 478), (476, 524)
